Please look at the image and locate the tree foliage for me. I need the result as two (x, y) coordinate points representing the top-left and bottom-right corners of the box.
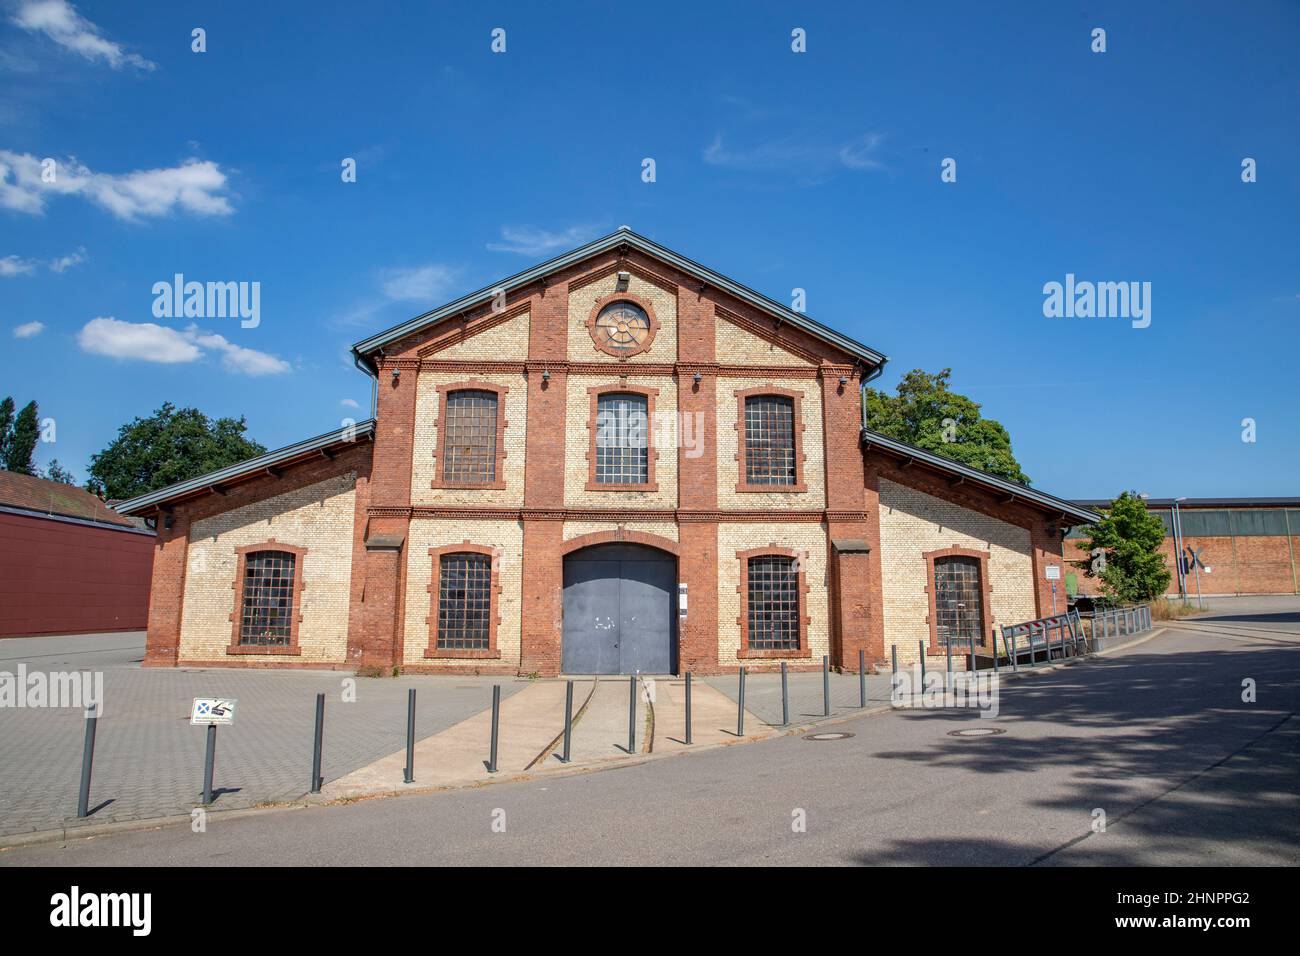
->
(1072, 491), (1171, 603)
(87, 403), (266, 500)
(863, 368), (1030, 484)
(0, 396), (39, 474)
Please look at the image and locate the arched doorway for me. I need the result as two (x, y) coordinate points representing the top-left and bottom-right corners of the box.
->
(561, 542), (677, 674)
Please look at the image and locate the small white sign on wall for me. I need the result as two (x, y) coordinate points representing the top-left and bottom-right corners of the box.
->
(1045, 565), (1061, 580)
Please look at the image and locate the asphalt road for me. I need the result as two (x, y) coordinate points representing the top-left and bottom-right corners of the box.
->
(3, 604), (1296, 866)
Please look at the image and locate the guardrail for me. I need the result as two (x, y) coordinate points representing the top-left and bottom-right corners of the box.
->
(996, 603), (1153, 668)
(1077, 604), (1153, 651)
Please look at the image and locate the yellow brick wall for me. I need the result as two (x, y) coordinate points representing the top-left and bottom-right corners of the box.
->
(402, 518), (525, 669)
(878, 477), (1036, 667)
(431, 308), (530, 361)
(180, 473), (357, 663)
(562, 520), (680, 544)
(567, 272), (677, 363)
(716, 376), (826, 509)
(717, 522), (831, 664)
(563, 372), (679, 509)
(410, 370), (528, 506)
(716, 317), (814, 367)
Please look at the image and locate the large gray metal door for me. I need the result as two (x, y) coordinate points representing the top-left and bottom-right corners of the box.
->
(561, 544), (676, 674)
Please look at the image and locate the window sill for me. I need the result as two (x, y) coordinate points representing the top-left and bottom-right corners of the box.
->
(584, 482), (660, 493)
(424, 648), (501, 660)
(227, 645), (301, 656)
(737, 647), (812, 660)
(431, 480), (507, 491)
(735, 483), (808, 494)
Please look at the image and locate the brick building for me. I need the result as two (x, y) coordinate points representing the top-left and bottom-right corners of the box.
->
(1065, 498), (1300, 598)
(0, 470), (154, 638)
(117, 229), (1096, 675)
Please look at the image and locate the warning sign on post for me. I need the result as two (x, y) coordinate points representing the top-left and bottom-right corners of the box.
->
(191, 698), (238, 726)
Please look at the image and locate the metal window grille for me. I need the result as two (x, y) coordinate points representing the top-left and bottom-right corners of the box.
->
(933, 556), (984, 647)
(744, 395), (796, 485)
(595, 393), (649, 484)
(442, 390), (498, 483)
(747, 555), (800, 650)
(437, 553), (492, 650)
(239, 550), (297, 646)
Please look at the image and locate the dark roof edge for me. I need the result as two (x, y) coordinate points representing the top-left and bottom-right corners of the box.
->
(860, 429), (1101, 525)
(0, 503), (154, 535)
(350, 228), (888, 368)
(1075, 497), (1300, 509)
(114, 419), (376, 516)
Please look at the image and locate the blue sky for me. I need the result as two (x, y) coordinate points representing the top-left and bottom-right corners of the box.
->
(2, 0), (1296, 498)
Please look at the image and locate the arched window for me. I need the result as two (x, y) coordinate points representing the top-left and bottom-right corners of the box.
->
(735, 389), (805, 492)
(435, 552), (493, 651)
(237, 550), (298, 647)
(441, 389), (499, 484)
(932, 555), (985, 647)
(594, 392), (649, 485)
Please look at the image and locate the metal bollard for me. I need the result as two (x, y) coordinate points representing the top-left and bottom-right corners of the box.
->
(862, 649), (869, 708)
(886, 646), (895, 707)
(737, 667), (747, 736)
(202, 723), (217, 805)
(992, 634), (999, 674)
(310, 693), (324, 794)
(822, 655), (831, 717)
(780, 661), (790, 726)
(919, 641), (927, 684)
(560, 680), (574, 763)
(685, 672), (693, 745)
(1010, 630), (1018, 672)
(946, 639), (953, 676)
(77, 708), (98, 818)
(487, 685), (501, 772)
(969, 633), (976, 674)
(403, 688), (416, 784)
(627, 674), (637, 754)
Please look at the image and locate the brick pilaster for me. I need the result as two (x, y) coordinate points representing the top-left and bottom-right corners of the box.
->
(142, 511), (190, 667)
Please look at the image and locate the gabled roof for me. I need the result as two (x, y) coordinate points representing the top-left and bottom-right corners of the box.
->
(114, 419), (375, 516)
(0, 469), (135, 527)
(861, 428), (1101, 525)
(351, 227), (888, 369)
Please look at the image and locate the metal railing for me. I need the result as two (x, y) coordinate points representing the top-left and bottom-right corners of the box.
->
(1077, 604), (1153, 651)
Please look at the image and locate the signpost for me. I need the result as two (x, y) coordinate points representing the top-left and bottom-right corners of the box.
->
(191, 698), (237, 805)
(1184, 546), (1206, 609)
(1046, 565), (1060, 613)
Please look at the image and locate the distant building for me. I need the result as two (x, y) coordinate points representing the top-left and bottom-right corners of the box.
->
(0, 471), (155, 638)
(1065, 498), (1300, 597)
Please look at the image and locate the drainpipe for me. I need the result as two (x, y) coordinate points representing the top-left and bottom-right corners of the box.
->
(353, 348), (379, 420)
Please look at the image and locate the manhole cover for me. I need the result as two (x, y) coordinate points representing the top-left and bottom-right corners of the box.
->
(947, 727), (1005, 737)
(804, 732), (855, 741)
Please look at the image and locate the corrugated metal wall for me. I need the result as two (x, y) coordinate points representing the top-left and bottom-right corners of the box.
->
(0, 511), (155, 638)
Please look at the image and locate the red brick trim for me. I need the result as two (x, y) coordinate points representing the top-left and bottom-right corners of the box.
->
(921, 546), (995, 655)
(715, 304), (823, 365)
(734, 386), (808, 494)
(227, 540), (307, 656)
(424, 541), (502, 659)
(569, 259), (678, 295)
(415, 301), (531, 358)
(585, 383), (660, 492)
(585, 292), (661, 359)
(560, 528), (681, 557)
(735, 545), (812, 659)
(431, 380), (509, 491)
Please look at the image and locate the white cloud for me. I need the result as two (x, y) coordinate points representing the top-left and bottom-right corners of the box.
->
(487, 224), (602, 256)
(11, 0), (155, 71)
(13, 320), (44, 338)
(379, 263), (459, 302)
(48, 245), (86, 272)
(1, 254), (38, 276)
(0, 151), (234, 220)
(340, 398), (360, 409)
(703, 132), (887, 178)
(76, 317), (289, 375)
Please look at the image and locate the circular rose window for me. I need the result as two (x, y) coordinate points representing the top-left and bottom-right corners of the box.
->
(591, 300), (654, 356)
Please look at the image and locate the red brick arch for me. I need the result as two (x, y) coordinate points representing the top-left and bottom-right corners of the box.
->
(560, 528), (680, 557)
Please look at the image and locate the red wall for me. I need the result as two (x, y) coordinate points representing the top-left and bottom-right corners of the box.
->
(0, 511), (155, 638)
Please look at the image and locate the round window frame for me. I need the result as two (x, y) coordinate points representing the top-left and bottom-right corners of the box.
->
(586, 292), (660, 359)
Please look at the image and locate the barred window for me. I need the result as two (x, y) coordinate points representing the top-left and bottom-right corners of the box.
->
(747, 555), (800, 651)
(239, 551), (297, 647)
(744, 395), (796, 486)
(442, 390), (498, 483)
(594, 393), (649, 485)
(437, 553), (492, 650)
(933, 556), (984, 647)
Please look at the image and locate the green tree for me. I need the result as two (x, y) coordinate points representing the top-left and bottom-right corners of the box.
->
(864, 368), (1030, 483)
(41, 460), (78, 485)
(3, 400), (39, 474)
(1072, 491), (1171, 603)
(0, 396), (14, 466)
(87, 403), (266, 500)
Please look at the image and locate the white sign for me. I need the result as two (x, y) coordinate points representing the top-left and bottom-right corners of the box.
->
(191, 698), (237, 725)
(1203, 567), (1212, 574)
(1045, 565), (1061, 580)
